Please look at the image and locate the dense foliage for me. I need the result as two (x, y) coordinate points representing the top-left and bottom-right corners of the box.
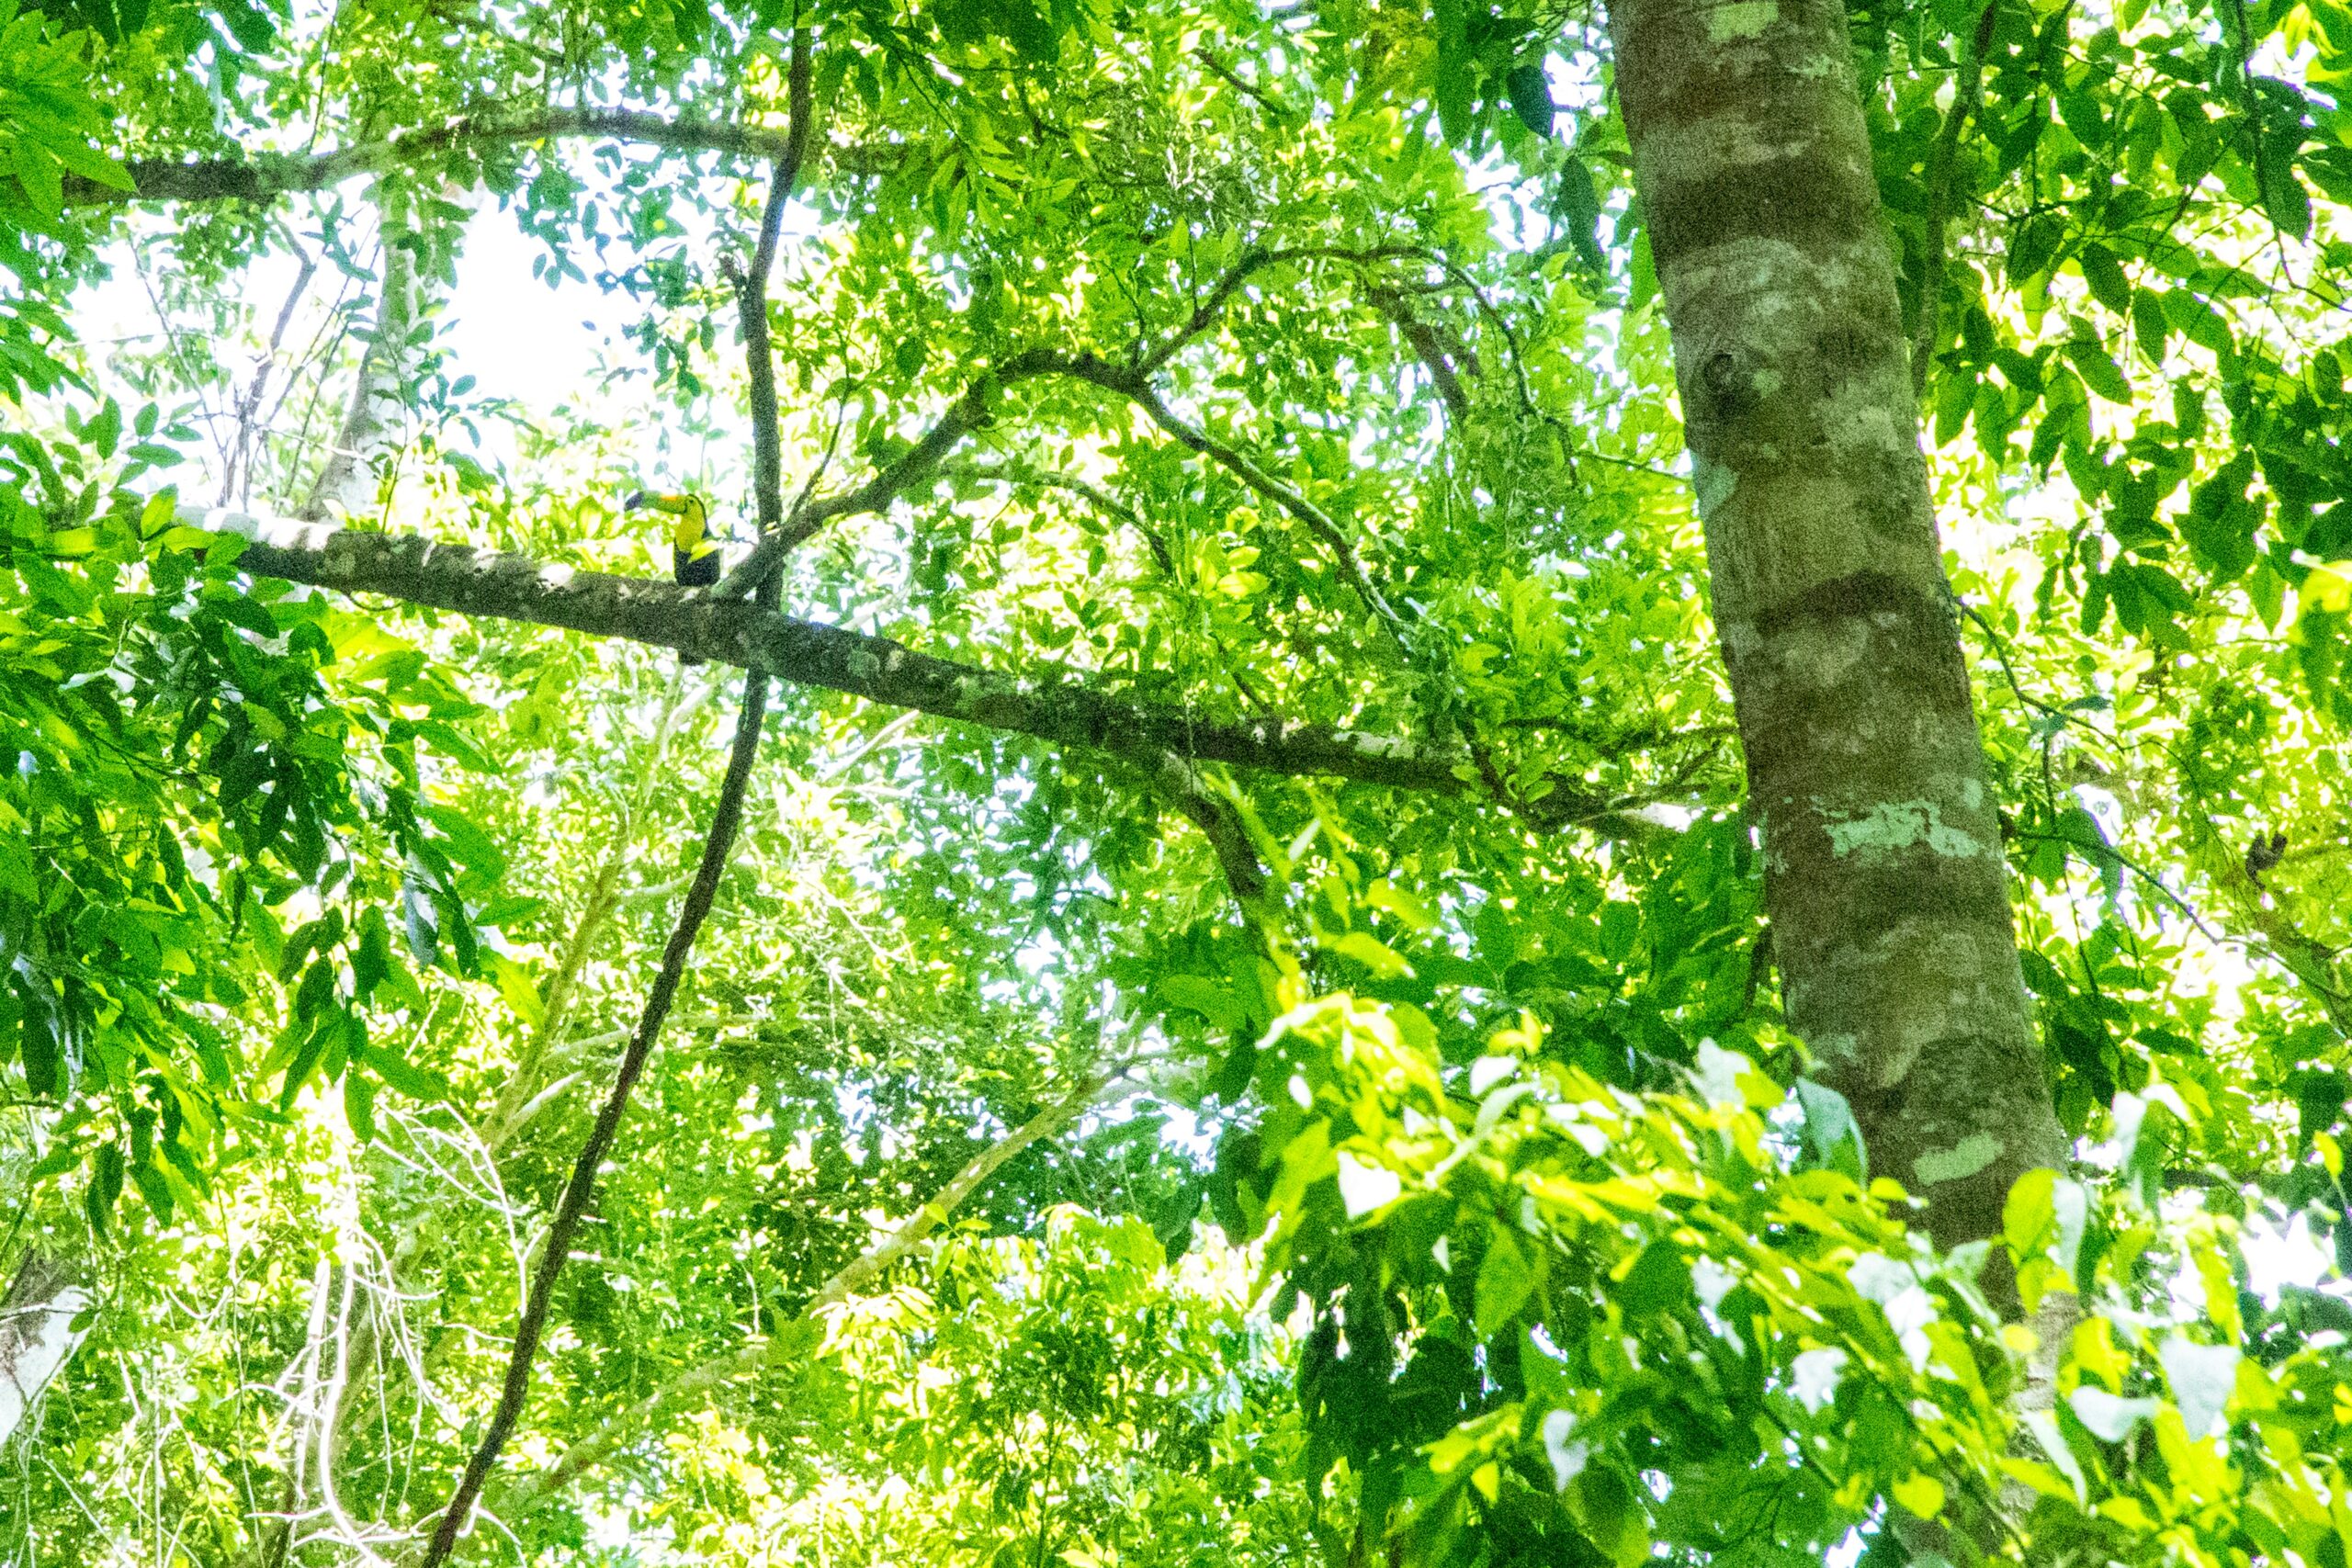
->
(5, 0), (2352, 1564)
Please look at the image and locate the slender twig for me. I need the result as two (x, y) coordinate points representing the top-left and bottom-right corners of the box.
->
(221, 242), (318, 507)
(414, 671), (770, 1568)
(2009, 832), (2224, 943)
(1192, 45), (1294, 119)
(1138, 243), (1423, 374)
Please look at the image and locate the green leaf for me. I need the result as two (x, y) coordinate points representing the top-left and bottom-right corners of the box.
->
(1327, 930), (1411, 979)
(218, 0), (278, 52)
(1505, 62), (1554, 137)
(353, 908), (390, 1000)
(490, 953), (544, 1028)
(2003, 1167), (2058, 1258)
(401, 876), (441, 967)
(278, 1014), (334, 1106)
(85, 1143), (124, 1235)
(85, 399), (121, 458)
(1431, 0), (1473, 147)
(1793, 1077), (1866, 1179)
(2260, 142), (2313, 243)
(1612, 1240), (1690, 1317)
(128, 1154), (175, 1224)
(2182, 451), (2263, 580)
(1474, 1227), (1534, 1337)
(2163, 290), (2233, 359)
(2078, 243), (2132, 313)
(292, 954), (336, 1021)
(2007, 213), (2064, 286)
(17, 987), (58, 1098)
(355, 1040), (448, 1103)
(1162, 975), (1250, 1032)
(344, 1068), (378, 1143)
(2065, 334), (2133, 403)
(10, 140), (62, 220)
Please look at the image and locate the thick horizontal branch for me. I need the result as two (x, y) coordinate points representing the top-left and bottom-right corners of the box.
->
(72, 108), (804, 208)
(184, 508), (1560, 808)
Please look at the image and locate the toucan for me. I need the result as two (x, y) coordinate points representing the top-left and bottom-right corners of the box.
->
(625, 490), (721, 586)
(625, 490), (720, 663)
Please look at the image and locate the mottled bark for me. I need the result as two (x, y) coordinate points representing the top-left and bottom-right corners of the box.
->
(1607, 0), (2064, 1247)
(299, 192), (421, 522)
(185, 508), (1607, 816)
(0, 1249), (88, 1445)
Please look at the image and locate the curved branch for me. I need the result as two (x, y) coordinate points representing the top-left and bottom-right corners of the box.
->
(71, 108), (807, 209)
(1138, 243), (1425, 374)
(717, 347), (1409, 637)
(1157, 752), (1271, 903)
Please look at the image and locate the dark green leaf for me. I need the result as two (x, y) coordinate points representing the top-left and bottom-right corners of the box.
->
(1505, 62), (1553, 137)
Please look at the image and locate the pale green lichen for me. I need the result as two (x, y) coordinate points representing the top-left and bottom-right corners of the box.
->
(1913, 1133), (2001, 1186)
(1692, 456), (1738, 520)
(1822, 798), (1985, 860)
(1706, 1), (1778, 43)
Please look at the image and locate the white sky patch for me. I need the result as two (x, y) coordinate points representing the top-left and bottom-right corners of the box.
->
(0, 1283), (91, 1446)
(2242, 1210), (2334, 1302)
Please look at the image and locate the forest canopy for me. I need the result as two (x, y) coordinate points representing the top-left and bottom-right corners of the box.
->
(5, 0), (2352, 1564)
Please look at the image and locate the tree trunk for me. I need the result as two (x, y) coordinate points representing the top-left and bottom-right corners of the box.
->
(1606, 0), (2064, 1250)
(0, 1248), (89, 1445)
(299, 189), (422, 521)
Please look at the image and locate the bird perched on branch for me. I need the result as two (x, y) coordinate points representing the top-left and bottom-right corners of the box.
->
(625, 490), (722, 587)
(626, 490), (722, 665)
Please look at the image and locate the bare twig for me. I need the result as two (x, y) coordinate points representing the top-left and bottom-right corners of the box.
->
(416, 671), (771, 1568)
(1139, 243), (1422, 374)
(221, 242), (318, 507)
